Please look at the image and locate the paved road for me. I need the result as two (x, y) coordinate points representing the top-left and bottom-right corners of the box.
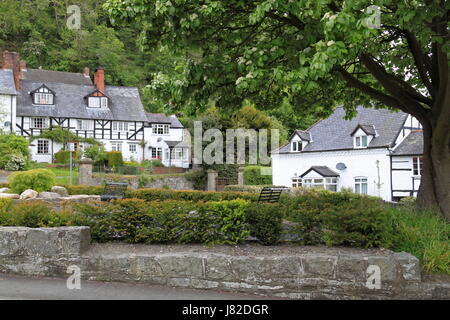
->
(0, 273), (270, 300)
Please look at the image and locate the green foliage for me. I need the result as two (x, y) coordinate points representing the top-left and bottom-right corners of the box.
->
(0, 134), (30, 170)
(84, 145), (108, 165)
(0, 201), (73, 228)
(245, 203), (283, 245)
(127, 188), (258, 202)
(184, 170), (206, 190)
(243, 166), (272, 185)
(72, 199), (251, 245)
(283, 189), (392, 248)
(8, 169), (56, 193)
(62, 184), (104, 195)
(54, 150), (81, 164)
(137, 175), (153, 188)
(107, 151), (123, 169)
(224, 185), (274, 193)
(30, 126), (99, 147)
(386, 208), (450, 274)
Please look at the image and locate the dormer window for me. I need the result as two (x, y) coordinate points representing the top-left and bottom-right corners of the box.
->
(292, 141), (302, 152)
(355, 135), (368, 148)
(88, 96), (108, 108)
(31, 85), (55, 105)
(85, 89), (109, 109)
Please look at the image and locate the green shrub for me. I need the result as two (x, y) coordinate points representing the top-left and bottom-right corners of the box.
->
(8, 169), (56, 194)
(107, 151), (123, 169)
(224, 185), (275, 193)
(386, 208), (449, 274)
(127, 188), (258, 202)
(4, 153), (27, 171)
(54, 150), (81, 164)
(62, 184), (104, 195)
(243, 166), (272, 185)
(283, 189), (391, 248)
(72, 199), (252, 245)
(0, 134), (30, 170)
(84, 145), (108, 165)
(184, 170), (206, 190)
(245, 203), (283, 245)
(0, 201), (73, 228)
(117, 165), (139, 175)
(142, 159), (164, 168)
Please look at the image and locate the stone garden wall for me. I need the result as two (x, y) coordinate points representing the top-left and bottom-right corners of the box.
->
(91, 175), (195, 190)
(0, 227), (448, 299)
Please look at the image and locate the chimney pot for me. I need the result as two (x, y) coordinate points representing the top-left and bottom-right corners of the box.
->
(83, 67), (90, 77)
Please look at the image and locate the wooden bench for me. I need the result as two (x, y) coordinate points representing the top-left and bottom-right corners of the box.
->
(100, 182), (128, 202)
(257, 186), (289, 203)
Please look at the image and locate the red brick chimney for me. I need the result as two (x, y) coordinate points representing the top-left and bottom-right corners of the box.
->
(94, 68), (105, 92)
(2, 50), (21, 90)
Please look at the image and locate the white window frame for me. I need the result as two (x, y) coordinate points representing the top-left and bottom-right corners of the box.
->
(31, 117), (48, 129)
(354, 177), (368, 194)
(413, 157), (423, 176)
(76, 119), (94, 131)
(112, 122), (129, 132)
(33, 92), (54, 105)
(101, 97), (108, 108)
(129, 144), (137, 153)
(292, 177), (302, 188)
(37, 139), (49, 154)
(111, 142), (122, 152)
(292, 141), (302, 152)
(87, 97), (101, 108)
(152, 124), (169, 135)
(151, 147), (162, 159)
(354, 135), (368, 148)
(292, 177), (337, 190)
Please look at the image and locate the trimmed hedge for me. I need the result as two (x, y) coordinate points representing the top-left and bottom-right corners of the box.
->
(54, 150), (81, 164)
(71, 198), (276, 245)
(282, 189), (392, 248)
(127, 188), (258, 202)
(224, 185), (275, 193)
(62, 184), (104, 195)
(107, 151), (123, 169)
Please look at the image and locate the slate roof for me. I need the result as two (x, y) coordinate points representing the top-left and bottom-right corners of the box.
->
(165, 140), (190, 148)
(17, 81), (147, 122)
(21, 69), (93, 85)
(392, 131), (423, 156)
(146, 113), (184, 128)
(292, 130), (311, 141)
(351, 124), (377, 136)
(0, 70), (17, 95)
(276, 106), (408, 153)
(300, 166), (340, 177)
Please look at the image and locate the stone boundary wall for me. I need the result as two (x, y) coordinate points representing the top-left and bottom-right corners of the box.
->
(0, 227), (448, 299)
(92, 175), (195, 190)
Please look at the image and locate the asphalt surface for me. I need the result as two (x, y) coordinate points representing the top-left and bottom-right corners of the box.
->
(0, 273), (270, 300)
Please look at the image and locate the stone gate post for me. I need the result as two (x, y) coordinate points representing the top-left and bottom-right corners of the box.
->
(207, 169), (218, 191)
(79, 158), (94, 185)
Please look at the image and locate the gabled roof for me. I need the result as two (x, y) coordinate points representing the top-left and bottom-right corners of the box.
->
(17, 81), (147, 122)
(290, 130), (311, 141)
(0, 69), (17, 95)
(300, 166), (339, 178)
(276, 106), (408, 154)
(30, 83), (56, 95)
(146, 113), (184, 128)
(391, 131), (423, 156)
(351, 124), (377, 136)
(21, 69), (93, 86)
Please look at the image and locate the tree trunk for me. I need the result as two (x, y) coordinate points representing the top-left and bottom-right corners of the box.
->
(416, 115), (450, 222)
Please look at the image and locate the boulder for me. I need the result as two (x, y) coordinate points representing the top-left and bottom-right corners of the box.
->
(38, 192), (62, 199)
(0, 187), (11, 193)
(0, 193), (19, 199)
(51, 186), (69, 197)
(19, 189), (38, 200)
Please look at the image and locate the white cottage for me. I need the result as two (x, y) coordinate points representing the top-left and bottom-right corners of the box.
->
(0, 50), (190, 167)
(271, 106), (423, 201)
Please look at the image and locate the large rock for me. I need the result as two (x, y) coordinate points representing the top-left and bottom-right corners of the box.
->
(51, 186), (68, 197)
(0, 193), (19, 199)
(38, 192), (62, 199)
(19, 189), (38, 200)
(0, 187), (11, 193)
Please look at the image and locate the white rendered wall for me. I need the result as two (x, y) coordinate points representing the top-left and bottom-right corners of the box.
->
(272, 148), (392, 201)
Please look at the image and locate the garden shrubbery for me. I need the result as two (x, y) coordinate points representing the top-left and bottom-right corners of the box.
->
(67, 198), (277, 245)
(107, 151), (123, 169)
(8, 168), (56, 193)
(282, 189), (392, 248)
(243, 166), (272, 185)
(54, 150), (81, 164)
(0, 134), (30, 171)
(128, 188), (258, 202)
